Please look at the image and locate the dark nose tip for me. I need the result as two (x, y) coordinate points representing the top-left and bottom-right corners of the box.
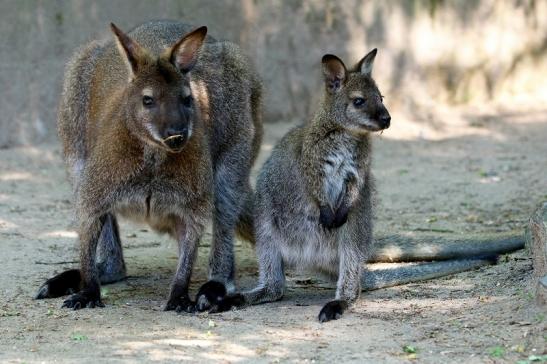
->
(165, 126), (188, 138)
(163, 126), (188, 151)
(380, 114), (391, 129)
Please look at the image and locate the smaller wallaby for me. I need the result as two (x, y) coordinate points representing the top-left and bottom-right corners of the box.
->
(201, 49), (389, 322)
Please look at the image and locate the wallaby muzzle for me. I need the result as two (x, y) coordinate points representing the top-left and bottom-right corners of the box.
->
(163, 134), (187, 152)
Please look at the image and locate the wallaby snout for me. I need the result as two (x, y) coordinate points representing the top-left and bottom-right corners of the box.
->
(378, 108), (391, 129)
(162, 126), (189, 152)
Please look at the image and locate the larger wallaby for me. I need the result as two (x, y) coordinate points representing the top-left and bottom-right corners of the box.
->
(35, 20), (262, 311)
(203, 49), (524, 322)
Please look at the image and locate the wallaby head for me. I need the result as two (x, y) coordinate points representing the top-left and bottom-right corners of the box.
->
(321, 48), (391, 133)
(110, 23), (207, 152)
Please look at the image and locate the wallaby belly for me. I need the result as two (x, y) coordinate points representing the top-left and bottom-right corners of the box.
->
(114, 185), (188, 235)
(275, 202), (341, 274)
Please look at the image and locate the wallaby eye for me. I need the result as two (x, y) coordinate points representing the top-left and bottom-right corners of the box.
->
(353, 97), (365, 107)
(181, 95), (193, 108)
(142, 95), (155, 107)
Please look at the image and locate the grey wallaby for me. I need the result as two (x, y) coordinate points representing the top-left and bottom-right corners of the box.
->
(35, 20), (262, 311)
(204, 49), (524, 322)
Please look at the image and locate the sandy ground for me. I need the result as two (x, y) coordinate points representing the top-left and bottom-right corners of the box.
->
(0, 104), (546, 363)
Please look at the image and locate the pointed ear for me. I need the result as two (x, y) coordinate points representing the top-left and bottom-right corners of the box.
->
(357, 48), (377, 76)
(110, 23), (147, 78)
(322, 54), (347, 93)
(168, 26), (207, 73)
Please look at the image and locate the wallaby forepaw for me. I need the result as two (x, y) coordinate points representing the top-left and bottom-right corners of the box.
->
(62, 291), (104, 310)
(319, 205), (336, 229)
(164, 295), (196, 313)
(35, 269), (82, 299)
(332, 203), (349, 228)
(195, 281), (227, 312)
(318, 300), (348, 323)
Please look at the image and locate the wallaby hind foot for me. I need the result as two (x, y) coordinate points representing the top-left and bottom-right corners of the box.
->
(35, 213), (126, 300)
(318, 300), (348, 323)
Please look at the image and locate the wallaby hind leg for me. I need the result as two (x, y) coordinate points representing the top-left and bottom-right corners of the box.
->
(200, 219), (286, 312)
(196, 152), (252, 309)
(96, 213), (126, 283)
(35, 213), (126, 299)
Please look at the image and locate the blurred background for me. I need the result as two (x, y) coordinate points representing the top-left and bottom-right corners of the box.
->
(1, 0), (547, 147)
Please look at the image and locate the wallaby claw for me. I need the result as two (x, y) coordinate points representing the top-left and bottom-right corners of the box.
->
(164, 296), (195, 314)
(62, 291), (104, 310)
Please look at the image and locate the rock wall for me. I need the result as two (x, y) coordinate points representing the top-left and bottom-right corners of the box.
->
(1, 0), (546, 147)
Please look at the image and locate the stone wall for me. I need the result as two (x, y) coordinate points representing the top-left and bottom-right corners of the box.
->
(1, 0), (546, 147)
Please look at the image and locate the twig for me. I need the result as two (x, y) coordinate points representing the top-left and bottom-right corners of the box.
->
(34, 260), (78, 265)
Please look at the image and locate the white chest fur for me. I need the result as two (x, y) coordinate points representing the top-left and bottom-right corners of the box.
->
(322, 143), (360, 208)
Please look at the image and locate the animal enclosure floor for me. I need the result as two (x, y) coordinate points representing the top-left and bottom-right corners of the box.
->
(0, 105), (546, 363)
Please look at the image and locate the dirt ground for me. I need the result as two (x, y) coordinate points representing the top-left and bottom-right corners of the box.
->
(0, 104), (546, 363)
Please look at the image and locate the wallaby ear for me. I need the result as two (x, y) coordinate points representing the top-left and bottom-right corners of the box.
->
(169, 26), (207, 73)
(322, 54), (347, 93)
(110, 23), (147, 78)
(357, 48), (377, 76)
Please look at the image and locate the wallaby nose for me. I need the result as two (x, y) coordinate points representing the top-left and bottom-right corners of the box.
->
(163, 126), (188, 151)
(379, 114), (391, 129)
(165, 125), (188, 138)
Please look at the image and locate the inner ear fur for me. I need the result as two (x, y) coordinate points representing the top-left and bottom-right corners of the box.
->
(356, 48), (377, 76)
(322, 54), (347, 93)
(166, 26), (208, 73)
(110, 23), (150, 78)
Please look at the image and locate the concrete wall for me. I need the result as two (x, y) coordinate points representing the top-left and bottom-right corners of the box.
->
(2, 0), (546, 147)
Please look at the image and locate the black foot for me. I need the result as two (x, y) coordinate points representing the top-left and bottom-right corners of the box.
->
(35, 269), (82, 299)
(195, 281), (245, 313)
(164, 295), (196, 314)
(318, 300), (348, 323)
(195, 281), (227, 312)
(62, 290), (104, 310)
(209, 294), (245, 313)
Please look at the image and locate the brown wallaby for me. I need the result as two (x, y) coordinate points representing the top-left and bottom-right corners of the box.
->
(35, 20), (263, 312)
(201, 49), (524, 322)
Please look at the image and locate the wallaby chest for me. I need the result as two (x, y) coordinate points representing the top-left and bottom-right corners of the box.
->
(321, 137), (361, 208)
(112, 146), (210, 232)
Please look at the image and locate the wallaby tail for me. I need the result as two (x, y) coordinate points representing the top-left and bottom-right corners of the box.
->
(370, 231), (524, 263)
(235, 189), (255, 244)
(362, 254), (498, 291)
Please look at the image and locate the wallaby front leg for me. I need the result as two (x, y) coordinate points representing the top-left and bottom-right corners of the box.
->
(62, 215), (105, 309)
(318, 242), (362, 322)
(164, 219), (202, 313)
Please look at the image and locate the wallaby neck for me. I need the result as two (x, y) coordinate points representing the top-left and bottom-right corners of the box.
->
(306, 111), (368, 145)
